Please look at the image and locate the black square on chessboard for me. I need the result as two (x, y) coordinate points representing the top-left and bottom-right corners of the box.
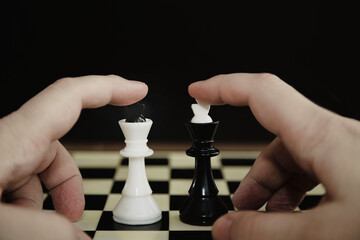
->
(221, 158), (255, 166)
(96, 211), (169, 231)
(84, 195), (108, 210)
(79, 168), (115, 178)
(299, 195), (323, 210)
(41, 182), (49, 193)
(43, 195), (108, 210)
(170, 195), (234, 211)
(43, 195), (54, 210)
(111, 181), (125, 193)
(111, 181), (169, 194)
(121, 157), (169, 166)
(169, 231), (212, 240)
(171, 169), (223, 179)
(227, 181), (241, 194)
(85, 231), (95, 238)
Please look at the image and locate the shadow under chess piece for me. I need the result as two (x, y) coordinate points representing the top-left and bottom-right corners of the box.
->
(179, 121), (229, 226)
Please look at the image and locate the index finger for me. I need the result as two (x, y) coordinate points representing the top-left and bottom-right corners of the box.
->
(188, 73), (350, 190)
(189, 73), (320, 136)
(11, 75), (148, 142)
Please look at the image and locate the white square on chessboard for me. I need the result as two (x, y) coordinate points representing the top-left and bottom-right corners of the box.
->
(103, 193), (170, 211)
(71, 151), (121, 168)
(170, 179), (229, 195)
(93, 231), (169, 240)
(308, 184), (325, 195)
(169, 151), (222, 168)
(222, 166), (252, 181)
(82, 179), (113, 194)
(74, 210), (102, 231)
(114, 166), (170, 181)
(151, 151), (171, 159)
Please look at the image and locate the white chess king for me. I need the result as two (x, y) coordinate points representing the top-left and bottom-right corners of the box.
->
(112, 118), (162, 225)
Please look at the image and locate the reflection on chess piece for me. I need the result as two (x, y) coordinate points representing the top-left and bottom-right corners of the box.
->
(179, 101), (228, 225)
(112, 118), (162, 225)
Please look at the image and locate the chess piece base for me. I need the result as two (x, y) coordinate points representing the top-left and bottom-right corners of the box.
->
(113, 195), (162, 225)
(179, 195), (228, 226)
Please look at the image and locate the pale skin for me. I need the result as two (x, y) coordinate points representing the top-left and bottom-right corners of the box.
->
(188, 73), (360, 240)
(0, 75), (148, 239)
(0, 74), (359, 239)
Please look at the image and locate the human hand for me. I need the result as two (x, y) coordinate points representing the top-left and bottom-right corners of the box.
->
(189, 73), (360, 240)
(0, 75), (148, 239)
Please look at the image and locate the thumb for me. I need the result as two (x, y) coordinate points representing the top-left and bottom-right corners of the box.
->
(212, 204), (347, 240)
(0, 203), (91, 240)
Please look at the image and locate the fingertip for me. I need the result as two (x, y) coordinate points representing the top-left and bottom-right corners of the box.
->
(50, 176), (85, 221)
(188, 79), (223, 105)
(212, 214), (233, 240)
(133, 80), (149, 97)
(128, 79), (148, 90)
(129, 80), (148, 99)
(111, 79), (149, 106)
(188, 80), (203, 99)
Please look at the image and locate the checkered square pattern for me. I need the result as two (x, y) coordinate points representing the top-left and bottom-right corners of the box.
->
(43, 150), (324, 240)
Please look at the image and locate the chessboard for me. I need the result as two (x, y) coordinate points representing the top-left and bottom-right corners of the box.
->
(43, 149), (325, 240)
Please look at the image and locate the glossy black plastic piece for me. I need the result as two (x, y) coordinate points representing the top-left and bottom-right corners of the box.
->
(179, 121), (228, 226)
(125, 103), (146, 122)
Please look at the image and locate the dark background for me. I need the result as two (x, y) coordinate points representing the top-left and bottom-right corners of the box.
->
(1, 1), (358, 143)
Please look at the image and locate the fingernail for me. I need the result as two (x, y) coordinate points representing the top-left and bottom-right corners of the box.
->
(130, 80), (147, 86)
(212, 215), (233, 240)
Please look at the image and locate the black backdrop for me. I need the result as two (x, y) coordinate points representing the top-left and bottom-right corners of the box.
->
(1, 2), (358, 142)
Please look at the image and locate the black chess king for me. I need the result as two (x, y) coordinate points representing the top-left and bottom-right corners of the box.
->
(179, 101), (228, 225)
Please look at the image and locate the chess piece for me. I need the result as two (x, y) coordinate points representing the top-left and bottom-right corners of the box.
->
(125, 103), (146, 123)
(112, 116), (162, 225)
(191, 100), (213, 123)
(179, 101), (228, 225)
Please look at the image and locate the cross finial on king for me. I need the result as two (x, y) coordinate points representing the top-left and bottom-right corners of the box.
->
(125, 103), (146, 122)
(191, 99), (213, 123)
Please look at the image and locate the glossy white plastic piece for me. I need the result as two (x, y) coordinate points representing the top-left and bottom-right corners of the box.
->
(191, 99), (213, 123)
(113, 119), (162, 225)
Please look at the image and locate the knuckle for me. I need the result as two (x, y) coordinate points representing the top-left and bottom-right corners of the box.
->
(255, 73), (281, 88)
(50, 77), (80, 96)
(53, 77), (74, 88)
(107, 74), (119, 79)
(340, 117), (360, 137)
